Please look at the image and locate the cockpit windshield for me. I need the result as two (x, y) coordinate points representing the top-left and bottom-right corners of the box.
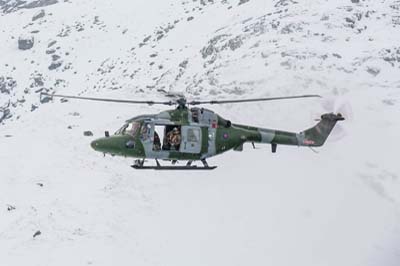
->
(115, 122), (141, 136)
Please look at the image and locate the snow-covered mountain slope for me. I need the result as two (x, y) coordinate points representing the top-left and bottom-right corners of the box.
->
(1, 0), (400, 265)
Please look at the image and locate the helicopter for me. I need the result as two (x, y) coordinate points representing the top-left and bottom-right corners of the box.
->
(41, 92), (344, 170)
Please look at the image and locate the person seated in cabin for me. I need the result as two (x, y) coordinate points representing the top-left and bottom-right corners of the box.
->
(153, 131), (161, 151)
(166, 127), (181, 150)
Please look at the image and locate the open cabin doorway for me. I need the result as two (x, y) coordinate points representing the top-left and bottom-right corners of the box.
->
(153, 125), (182, 151)
(153, 125), (164, 151)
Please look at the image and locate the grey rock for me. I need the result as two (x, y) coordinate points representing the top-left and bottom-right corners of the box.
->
(48, 40), (57, 48)
(18, 36), (34, 50)
(51, 54), (61, 61)
(366, 66), (380, 76)
(281, 23), (302, 34)
(332, 53), (342, 59)
(32, 9), (45, 21)
(48, 61), (62, 70)
(0, 76), (17, 94)
(46, 49), (56, 54)
(379, 47), (400, 67)
(238, 0), (250, 5)
(33, 230), (41, 238)
(179, 59), (188, 68)
(274, 0), (298, 7)
(83, 131), (93, 136)
(57, 26), (71, 37)
(200, 34), (229, 59)
(156, 34), (164, 41)
(142, 35), (151, 43)
(227, 36), (243, 51)
(24, 0), (58, 9)
(1, 0), (58, 14)
(17, 98), (25, 103)
(382, 99), (395, 106)
(75, 22), (84, 32)
(54, 79), (65, 87)
(40, 94), (52, 103)
(32, 75), (44, 87)
(321, 14), (329, 21)
(0, 105), (11, 123)
(345, 17), (355, 28)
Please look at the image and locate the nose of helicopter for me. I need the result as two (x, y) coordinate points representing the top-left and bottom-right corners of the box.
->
(90, 137), (109, 151)
(90, 139), (101, 151)
(90, 139), (98, 150)
(90, 135), (130, 155)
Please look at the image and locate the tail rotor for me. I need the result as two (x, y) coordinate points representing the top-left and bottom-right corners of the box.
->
(317, 96), (353, 141)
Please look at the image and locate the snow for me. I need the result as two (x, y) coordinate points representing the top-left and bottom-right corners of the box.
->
(1, 0), (400, 265)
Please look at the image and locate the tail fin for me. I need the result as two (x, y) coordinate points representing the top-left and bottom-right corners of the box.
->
(300, 113), (344, 147)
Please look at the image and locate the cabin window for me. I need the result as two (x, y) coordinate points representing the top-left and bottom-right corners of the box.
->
(140, 123), (151, 140)
(208, 132), (215, 141)
(153, 125), (164, 151)
(191, 109), (200, 123)
(187, 128), (200, 143)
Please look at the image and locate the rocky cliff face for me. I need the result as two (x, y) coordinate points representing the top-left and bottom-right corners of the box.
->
(0, 0), (399, 125)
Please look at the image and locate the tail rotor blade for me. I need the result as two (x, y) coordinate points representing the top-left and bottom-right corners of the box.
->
(320, 96), (353, 142)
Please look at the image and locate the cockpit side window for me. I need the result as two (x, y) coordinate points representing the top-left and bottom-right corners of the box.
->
(116, 122), (141, 136)
(140, 123), (151, 140)
(126, 122), (141, 136)
(115, 124), (128, 135)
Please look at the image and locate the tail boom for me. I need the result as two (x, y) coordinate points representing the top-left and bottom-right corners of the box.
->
(251, 113), (344, 148)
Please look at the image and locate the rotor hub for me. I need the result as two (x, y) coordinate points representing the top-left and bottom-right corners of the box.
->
(176, 97), (187, 109)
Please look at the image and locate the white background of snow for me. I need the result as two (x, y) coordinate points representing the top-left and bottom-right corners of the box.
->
(1, 0), (400, 265)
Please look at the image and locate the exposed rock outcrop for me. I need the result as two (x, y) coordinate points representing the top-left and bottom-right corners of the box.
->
(18, 36), (34, 50)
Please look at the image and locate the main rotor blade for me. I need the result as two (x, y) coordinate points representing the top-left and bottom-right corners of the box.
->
(188, 94), (321, 105)
(41, 93), (175, 106)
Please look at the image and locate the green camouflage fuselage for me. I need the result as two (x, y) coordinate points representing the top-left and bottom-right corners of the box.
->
(90, 107), (343, 161)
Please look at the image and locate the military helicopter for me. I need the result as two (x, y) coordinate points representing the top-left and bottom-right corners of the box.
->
(41, 92), (344, 170)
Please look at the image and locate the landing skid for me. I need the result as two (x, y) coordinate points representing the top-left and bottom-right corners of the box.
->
(131, 165), (217, 170)
(131, 159), (217, 170)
